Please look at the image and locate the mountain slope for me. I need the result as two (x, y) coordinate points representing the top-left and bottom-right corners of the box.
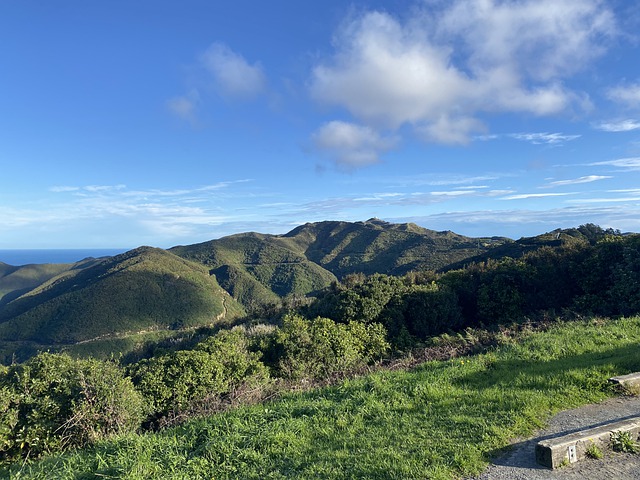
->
(170, 234), (339, 309)
(277, 219), (508, 277)
(0, 247), (243, 346)
(0, 260), (102, 307)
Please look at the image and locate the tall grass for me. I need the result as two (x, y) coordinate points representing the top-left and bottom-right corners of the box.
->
(6, 316), (640, 479)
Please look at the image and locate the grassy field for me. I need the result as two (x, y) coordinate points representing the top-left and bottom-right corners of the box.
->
(6, 316), (640, 479)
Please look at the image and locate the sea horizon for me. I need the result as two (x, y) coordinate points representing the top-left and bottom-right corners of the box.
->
(0, 249), (130, 266)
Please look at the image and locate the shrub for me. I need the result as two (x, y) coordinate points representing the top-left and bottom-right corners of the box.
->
(128, 350), (227, 415)
(129, 328), (270, 417)
(272, 314), (389, 380)
(0, 353), (145, 463)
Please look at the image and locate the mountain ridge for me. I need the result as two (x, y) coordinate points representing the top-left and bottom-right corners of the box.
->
(0, 220), (615, 363)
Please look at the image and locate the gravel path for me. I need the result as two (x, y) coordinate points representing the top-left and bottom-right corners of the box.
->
(468, 395), (640, 480)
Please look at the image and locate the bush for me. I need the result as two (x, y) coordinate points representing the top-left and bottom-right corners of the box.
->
(129, 328), (270, 417)
(0, 352), (145, 463)
(271, 314), (389, 380)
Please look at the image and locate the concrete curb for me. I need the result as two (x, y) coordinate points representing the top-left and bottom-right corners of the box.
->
(535, 416), (640, 469)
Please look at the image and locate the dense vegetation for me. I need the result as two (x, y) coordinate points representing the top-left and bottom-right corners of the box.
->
(4, 316), (640, 479)
(1, 222), (639, 477)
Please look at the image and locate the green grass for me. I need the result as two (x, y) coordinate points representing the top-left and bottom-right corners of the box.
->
(6, 316), (640, 479)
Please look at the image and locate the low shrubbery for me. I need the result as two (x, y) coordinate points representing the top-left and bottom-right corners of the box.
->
(269, 314), (389, 380)
(0, 315), (390, 465)
(0, 353), (145, 463)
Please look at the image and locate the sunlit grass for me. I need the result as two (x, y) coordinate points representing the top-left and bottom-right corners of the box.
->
(7, 316), (640, 480)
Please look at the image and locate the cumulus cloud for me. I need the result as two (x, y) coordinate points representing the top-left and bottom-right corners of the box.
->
(312, 120), (398, 168)
(310, 1), (615, 154)
(201, 43), (266, 99)
(595, 119), (640, 132)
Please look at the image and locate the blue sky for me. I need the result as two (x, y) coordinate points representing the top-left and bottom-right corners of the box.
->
(1, 0), (640, 248)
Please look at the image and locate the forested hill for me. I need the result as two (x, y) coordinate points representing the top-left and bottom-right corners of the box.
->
(0, 247), (243, 361)
(166, 218), (510, 311)
(0, 220), (623, 363)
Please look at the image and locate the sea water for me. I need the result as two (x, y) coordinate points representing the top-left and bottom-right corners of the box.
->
(0, 249), (128, 266)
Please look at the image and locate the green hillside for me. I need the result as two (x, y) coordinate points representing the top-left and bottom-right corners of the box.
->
(170, 219), (509, 310)
(0, 260), (101, 306)
(0, 221), (622, 364)
(280, 219), (508, 276)
(170, 232), (339, 310)
(0, 247), (243, 359)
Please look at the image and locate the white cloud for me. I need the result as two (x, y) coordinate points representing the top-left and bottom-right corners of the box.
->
(501, 192), (575, 200)
(588, 157), (640, 170)
(545, 175), (612, 187)
(607, 82), (640, 107)
(311, 12), (471, 130)
(200, 43), (266, 99)
(310, 1), (614, 149)
(510, 132), (581, 145)
(418, 116), (485, 145)
(594, 119), (640, 132)
(437, 0), (615, 81)
(312, 121), (397, 168)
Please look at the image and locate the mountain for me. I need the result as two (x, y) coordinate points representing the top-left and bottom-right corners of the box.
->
(1, 219), (603, 364)
(0, 247), (243, 361)
(169, 231), (339, 310)
(170, 219), (507, 310)
(277, 219), (508, 277)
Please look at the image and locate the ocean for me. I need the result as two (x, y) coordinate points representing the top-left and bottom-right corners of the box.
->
(0, 249), (129, 266)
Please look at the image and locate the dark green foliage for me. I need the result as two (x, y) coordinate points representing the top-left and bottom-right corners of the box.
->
(573, 235), (640, 316)
(270, 314), (389, 380)
(129, 328), (269, 416)
(0, 353), (145, 464)
(305, 230), (640, 346)
(128, 350), (228, 415)
(394, 284), (463, 338)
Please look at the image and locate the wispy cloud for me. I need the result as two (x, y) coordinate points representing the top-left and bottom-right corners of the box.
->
(607, 82), (640, 107)
(389, 174), (502, 188)
(166, 89), (200, 123)
(510, 132), (581, 145)
(168, 43), (266, 123)
(587, 157), (640, 170)
(500, 192), (575, 200)
(544, 175), (612, 187)
(594, 119), (640, 132)
(390, 204), (640, 238)
(200, 43), (266, 99)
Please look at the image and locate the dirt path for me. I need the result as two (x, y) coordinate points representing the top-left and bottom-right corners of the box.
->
(468, 395), (640, 480)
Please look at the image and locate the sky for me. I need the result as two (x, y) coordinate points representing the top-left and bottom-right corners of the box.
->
(1, 0), (640, 249)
